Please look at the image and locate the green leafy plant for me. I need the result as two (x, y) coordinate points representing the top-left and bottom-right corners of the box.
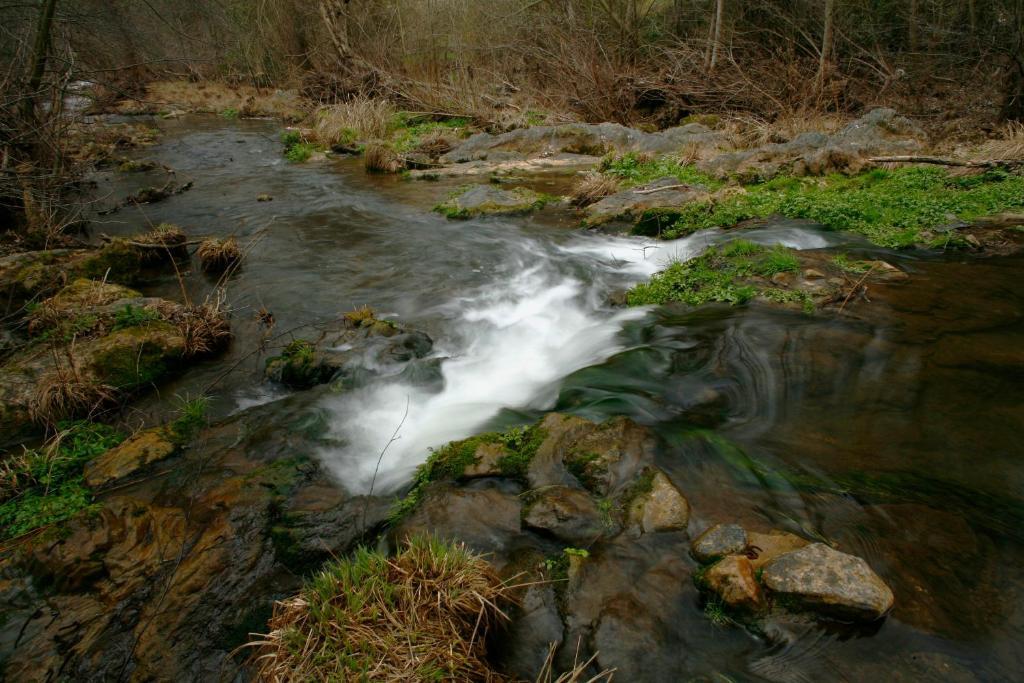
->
(220, 107), (239, 119)
(112, 303), (161, 331)
(170, 395), (209, 444)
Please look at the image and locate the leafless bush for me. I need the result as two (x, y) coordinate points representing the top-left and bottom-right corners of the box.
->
(312, 96), (394, 144)
(363, 143), (403, 173)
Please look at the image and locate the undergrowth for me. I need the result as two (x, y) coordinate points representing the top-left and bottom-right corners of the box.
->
(657, 167), (1024, 248)
(627, 240), (811, 311)
(600, 152), (722, 189)
(0, 421), (124, 541)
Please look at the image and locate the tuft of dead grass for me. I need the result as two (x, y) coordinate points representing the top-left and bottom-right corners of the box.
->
(135, 223), (189, 263)
(196, 237), (242, 274)
(312, 96), (395, 145)
(721, 111), (849, 148)
(117, 81), (307, 121)
(364, 143), (404, 173)
(977, 121), (1024, 159)
(29, 348), (116, 427)
(247, 536), (515, 682)
(569, 172), (620, 207)
(159, 290), (231, 356)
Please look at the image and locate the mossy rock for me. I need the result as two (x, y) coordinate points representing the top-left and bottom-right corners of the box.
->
(434, 185), (550, 219)
(83, 426), (177, 488)
(0, 249), (93, 311)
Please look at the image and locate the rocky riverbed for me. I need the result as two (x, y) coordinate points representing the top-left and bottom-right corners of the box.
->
(1, 112), (1023, 681)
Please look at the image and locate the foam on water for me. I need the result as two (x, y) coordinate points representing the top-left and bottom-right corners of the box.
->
(317, 225), (836, 492)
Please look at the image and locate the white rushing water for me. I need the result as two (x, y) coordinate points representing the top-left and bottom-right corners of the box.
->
(316, 226), (840, 493)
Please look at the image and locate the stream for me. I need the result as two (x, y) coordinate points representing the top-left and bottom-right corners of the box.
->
(92, 116), (1024, 681)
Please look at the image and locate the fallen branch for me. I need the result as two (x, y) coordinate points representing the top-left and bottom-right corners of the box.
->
(633, 183), (692, 195)
(869, 155), (1023, 170)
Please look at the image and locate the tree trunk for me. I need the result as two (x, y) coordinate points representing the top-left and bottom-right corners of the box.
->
(1003, 0), (1024, 121)
(708, 0), (725, 71)
(908, 0), (919, 52)
(815, 0), (836, 90)
(22, 0), (59, 121)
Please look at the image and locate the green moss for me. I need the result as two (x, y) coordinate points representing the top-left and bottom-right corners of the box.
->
(0, 420), (124, 541)
(220, 108), (239, 119)
(92, 324), (180, 389)
(79, 240), (144, 284)
(266, 339), (332, 388)
(389, 424), (547, 523)
(831, 253), (873, 273)
(658, 167), (1024, 248)
(565, 450), (604, 490)
(388, 113), (470, 152)
(600, 153), (722, 189)
(112, 303), (161, 331)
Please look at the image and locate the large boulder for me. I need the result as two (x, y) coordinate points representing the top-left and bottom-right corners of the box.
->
(761, 542), (895, 621)
(583, 176), (710, 230)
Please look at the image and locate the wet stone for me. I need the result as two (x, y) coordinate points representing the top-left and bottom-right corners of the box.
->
(762, 543), (895, 621)
(523, 485), (606, 545)
(704, 555), (765, 612)
(691, 523), (748, 563)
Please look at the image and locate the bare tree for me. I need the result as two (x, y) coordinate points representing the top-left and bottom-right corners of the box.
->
(816, 0), (836, 91)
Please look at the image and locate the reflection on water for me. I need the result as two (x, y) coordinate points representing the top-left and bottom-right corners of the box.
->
(97, 115), (1024, 681)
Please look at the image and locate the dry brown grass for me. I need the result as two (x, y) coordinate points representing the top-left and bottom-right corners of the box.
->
(159, 291), (231, 356)
(312, 96), (395, 145)
(116, 81), (307, 121)
(29, 348), (116, 427)
(569, 172), (620, 207)
(135, 223), (189, 263)
(722, 111), (849, 148)
(364, 143), (404, 173)
(536, 643), (615, 683)
(196, 237), (242, 274)
(977, 122), (1024, 159)
(247, 536), (515, 682)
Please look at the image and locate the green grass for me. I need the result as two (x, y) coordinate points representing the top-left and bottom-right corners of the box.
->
(389, 424), (547, 523)
(600, 152), (723, 189)
(220, 107), (239, 119)
(627, 241), (810, 308)
(112, 303), (161, 331)
(281, 130), (320, 163)
(170, 395), (208, 444)
(388, 115), (470, 153)
(658, 167), (1024, 248)
(0, 421), (125, 541)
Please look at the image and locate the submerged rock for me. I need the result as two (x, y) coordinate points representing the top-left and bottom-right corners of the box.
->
(583, 176), (710, 230)
(761, 542), (895, 621)
(691, 523), (748, 562)
(746, 529), (810, 570)
(434, 185), (548, 219)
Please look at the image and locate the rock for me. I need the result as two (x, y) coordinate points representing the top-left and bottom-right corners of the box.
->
(746, 530), (809, 569)
(761, 543), (895, 621)
(698, 108), (924, 180)
(704, 555), (765, 612)
(0, 322), (186, 443)
(625, 468), (690, 534)
(555, 415), (657, 495)
(395, 481), (523, 561)
(0, 249), (92, 311)
(523, 485), (606, 545)
(803, 268), (826, 280)
(691, 523), (748, 563)
(264, 312), (433, 389)
(409, 153), (599, 179)
(583, 177), (710, 230)
(462, 441), (509, 478)
(83, 427), (177, 488)
(256, 193), (273, 201)
(440, 122), (723, 164)
(435, 185), (546, 219)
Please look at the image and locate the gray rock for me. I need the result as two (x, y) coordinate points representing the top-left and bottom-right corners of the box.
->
(440, 122), (723, 164)
(523, 485), (606, 544)
(691, 523), (748, 563)
(583, 176), (710, 229)
(762, 542), (895, 621)
(435, 185), (545, 219)
(698, 108), (924, 180)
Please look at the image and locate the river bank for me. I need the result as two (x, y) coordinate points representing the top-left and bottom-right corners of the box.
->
(1, 108), (1023, 681)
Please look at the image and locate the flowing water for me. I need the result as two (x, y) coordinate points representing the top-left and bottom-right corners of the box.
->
(96, 116), (1024, 681)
